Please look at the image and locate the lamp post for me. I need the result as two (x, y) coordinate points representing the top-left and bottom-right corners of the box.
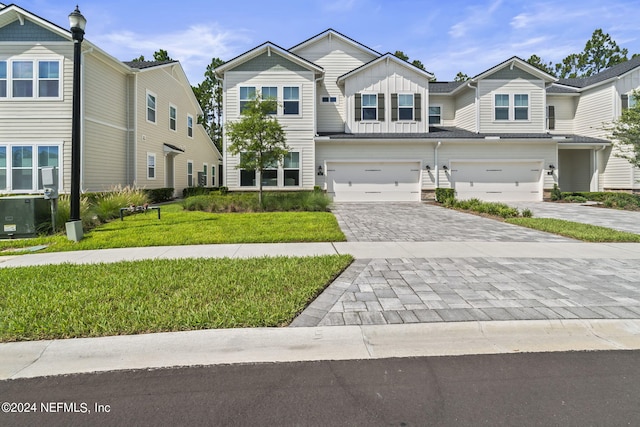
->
(66, 6), (86, 241)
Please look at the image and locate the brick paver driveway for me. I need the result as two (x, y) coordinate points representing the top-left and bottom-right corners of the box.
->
(331, 202), (572, 242)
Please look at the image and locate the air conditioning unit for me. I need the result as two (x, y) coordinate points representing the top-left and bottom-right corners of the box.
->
(0, 196), (50, 238)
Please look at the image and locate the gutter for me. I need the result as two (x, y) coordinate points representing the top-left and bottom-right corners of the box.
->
(434, 141), (442, 188)
(468, 82), (479, 133)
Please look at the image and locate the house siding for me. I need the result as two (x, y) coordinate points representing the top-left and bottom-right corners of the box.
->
(292, 36), (377, 133)
(453, 87), (476, 132)
(478, 79), (546, 133)
(546, 95), (576, 134)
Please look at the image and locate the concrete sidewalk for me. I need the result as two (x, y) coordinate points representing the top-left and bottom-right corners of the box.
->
(3, 320), (640, 380)
(2, 241), (640, 267)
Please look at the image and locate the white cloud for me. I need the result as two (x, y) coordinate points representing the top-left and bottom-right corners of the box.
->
(91, 24), (251, 84)
(448, 0), (504, 38)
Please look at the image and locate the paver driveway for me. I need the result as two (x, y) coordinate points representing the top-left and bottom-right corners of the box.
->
(331, 202), (573, 242)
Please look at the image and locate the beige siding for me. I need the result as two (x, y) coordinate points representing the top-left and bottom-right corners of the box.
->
(344, 60), (429, 133)
(573, 85), (614, 137)
(478, 79), (546, 133)
(547, 95), (576, 134)
(453, 87), (476, 131)
(223, 69), (315, 190)
(429, 95), (456, 126)
(292, 36), (377, 133)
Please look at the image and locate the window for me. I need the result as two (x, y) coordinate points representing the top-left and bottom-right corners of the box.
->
(187, 161), (193, 187)
(284, 152), (300, 186)
(322, 96), (337, 103)
(13, 61), (33, 98)
(283, 86), (299, 115)
(147, 153), (156, 179)
(239, 86), (255, 113)
(37, 146), (58, 189)
(547, 105), (555, 130)
(38, 61), (59, 97)
(239, 152), (256, 186)
(362, 94), (377, 120)
(429, 106), (442, 125)
(261, 157), (278, 186)
(210, 166), (215, 187)
(514, 94), (528, 120)
(169, 105), (177, 131)
(147, 91), (156, 123)
(261, 86), (277, 115)
(0, 147), (6, 190)
(187, 114), (193, 138)
(11, 146), (33, 190)
(398, 94), (414, 120)
(495, 94), (509, 120)
(0, 61), (7, 98)
(202, 164), (208, 186)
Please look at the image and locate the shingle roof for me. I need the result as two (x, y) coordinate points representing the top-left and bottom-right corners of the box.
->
(557, 56), (640, 88)
(429, 81), (466, 93)
(317, 127), (610, 144)
(546, 84), (580, 94)
(123, 60), (177, 69)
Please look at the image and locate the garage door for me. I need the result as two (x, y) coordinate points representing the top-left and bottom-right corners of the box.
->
(327, 162), (421, 202)
(451, 161), (543, 202)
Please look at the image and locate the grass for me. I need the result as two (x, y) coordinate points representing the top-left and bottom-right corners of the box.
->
(0, 203), (346, 254)
(505, 217), (640, 242)
(0, 255), (353, 342)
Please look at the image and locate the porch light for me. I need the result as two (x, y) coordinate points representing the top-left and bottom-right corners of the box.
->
(317, 165), (324, 176)
(425, 165), (431, 170)
(442, 165), (448, 170)
(547, 164), (555, 175)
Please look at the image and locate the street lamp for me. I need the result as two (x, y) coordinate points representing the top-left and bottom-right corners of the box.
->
(66, 6), (86, 241)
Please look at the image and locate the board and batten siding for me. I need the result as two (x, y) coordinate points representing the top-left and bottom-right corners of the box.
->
(223, 68), (316, 189)
(477, 79), (546, 133)
(344, 60), (429, 133)
(292, 36), (378, 133)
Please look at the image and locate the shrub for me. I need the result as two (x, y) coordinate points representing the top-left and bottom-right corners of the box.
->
(435, 188), (455, 202)
(145, 188), (174, 203)
(564, 195), (588, 203)
(522, 208), (533, 218)
(219, 186), (229, 195)
(182, 187), (217, 198)
(92, 185), (149, 222)
(181, 191), (332, 213)
(551, 184), (562, 201)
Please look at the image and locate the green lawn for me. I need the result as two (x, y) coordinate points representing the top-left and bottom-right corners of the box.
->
(505, 217), (640, 242)
(0, 255), (353, 342)
(0, 203), (345, 254)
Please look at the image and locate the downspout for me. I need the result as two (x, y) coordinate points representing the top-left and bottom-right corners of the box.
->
(434, 141), (442, 188)
(133, 71), (138, 184)
(313, 74), (324, 190)
(215, 73), (225, 187)
(468, 82), (479, 133)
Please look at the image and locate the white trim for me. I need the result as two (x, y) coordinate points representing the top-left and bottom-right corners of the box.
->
(146, 90), (157, 125)
(187, 113), (194, 138)
(493, 92), (530, 122)
(187, 160), (194, 187)
(146, 152), (156, 180)
(169, 103), (177, 132)
(397, 93), (415, 122)
(0, 142), (64, 193)
(428, 104), (442, 125)
(361, 92), (378, 121)
(0, 57), (63, 101)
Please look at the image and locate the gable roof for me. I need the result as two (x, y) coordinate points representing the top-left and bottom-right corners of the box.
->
(557, 56), (640, 89)
(289, 28), (381, 57)
(471, 56), (558, 82)
(337, 52), (434, 84)
(214, 41), (324, 75)
(123, 60), (178, 70)
(0, 3), (71, 40)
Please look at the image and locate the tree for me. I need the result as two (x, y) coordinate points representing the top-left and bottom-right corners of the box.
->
(226, 95), (288, 205)
(192, 57), (225, 152)
(555, 53), (583, 79)
(131, 55), (145, 62)
(526, 54), (556, 76)
(607, 89), (640, 168)
(454, 71), (470, 82)
(152, 49), (173, 62)
(393, 50), (426, 71)
(581, 29), (628, 76)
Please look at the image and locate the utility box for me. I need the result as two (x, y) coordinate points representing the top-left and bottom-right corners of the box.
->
(0, 196), (50, 238)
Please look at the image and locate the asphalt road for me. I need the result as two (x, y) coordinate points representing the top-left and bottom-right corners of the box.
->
(1, 350), (639, 426)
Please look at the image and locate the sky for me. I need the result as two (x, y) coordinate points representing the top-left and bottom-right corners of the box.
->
(10, 0), (640, 85)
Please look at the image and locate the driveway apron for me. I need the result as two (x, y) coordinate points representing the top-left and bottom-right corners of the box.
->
(291, 202), (640, 327)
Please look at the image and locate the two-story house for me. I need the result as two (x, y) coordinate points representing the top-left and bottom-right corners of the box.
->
(217, 29), (640, 202)
(0, 4), (221, 198)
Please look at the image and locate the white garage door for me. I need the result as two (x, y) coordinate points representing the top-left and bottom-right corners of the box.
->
(327, 162), (421, 202)
(452, 161), (543, 202)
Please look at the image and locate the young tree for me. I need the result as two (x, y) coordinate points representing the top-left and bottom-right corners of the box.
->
(581, 29), (628, 76)
(608, 90), (640, 168)
(454, 71), (470, 82)
(152, 49), (173, 62)
(526, 54), (556, 76)
(192, 57), (225, 152)
(226, 95), (288, 205)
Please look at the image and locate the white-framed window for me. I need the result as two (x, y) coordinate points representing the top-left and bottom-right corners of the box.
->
(169, 105), (177, 131)
(239, 153), (256, 187)
(362, 93), (377, 120)
(322, 96), (337, 103)
(398, 94), (414, 121)
(494, 94), (509, 120)
(38, 61), (60, 97)
(0, 144), (61, 192)
(210, 165), (216, 187)
(0, 61), (6, 98)
(187, 160), (193, 187)
(202, 164), (208, 186)
(239, 86), (256, 113)
(147, 153), (156, 179)
(429, 105), (442, 125)
(283, 86), (300, 115)
(187, 114), (193, 138)
(261, 157), (278, 187)
(0, 59), (61, 99)
(146, 91), (157, 123)
(514, 94), (528, 120)
(261, 86), (277, 115)
(284, 152), (300, 187)
(628, 91), (638, 109)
